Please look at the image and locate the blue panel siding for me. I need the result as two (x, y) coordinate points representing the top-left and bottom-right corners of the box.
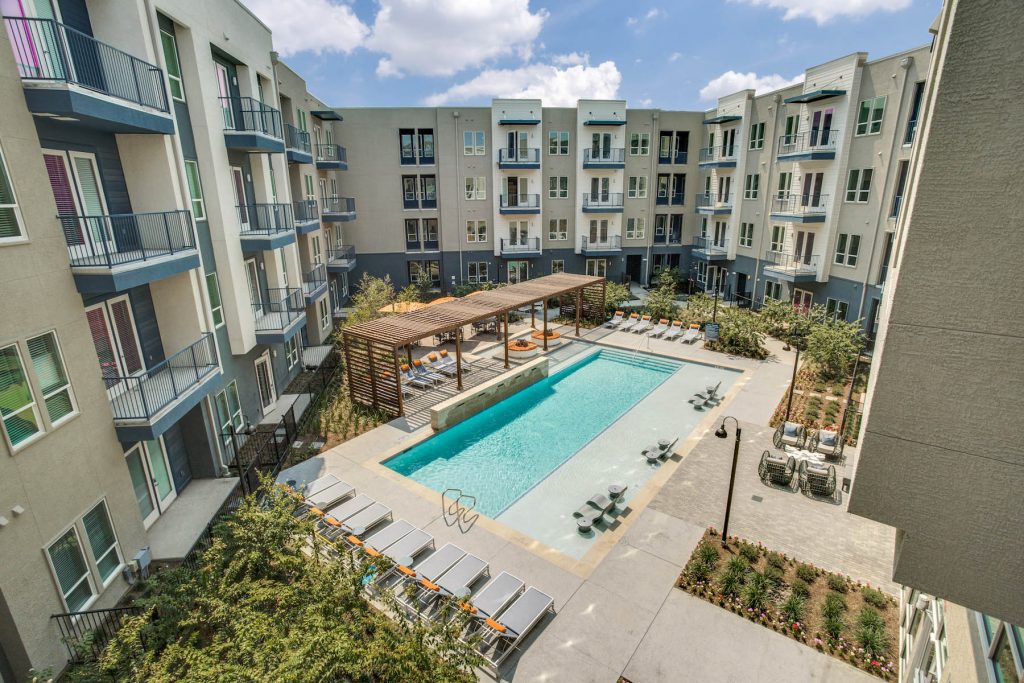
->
(82, 285), (165, 366)
(160, 421), (192, 491)
(57, 0), (92, 35)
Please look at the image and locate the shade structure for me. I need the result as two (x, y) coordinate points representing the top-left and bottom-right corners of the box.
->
(377, 301), (429, 314)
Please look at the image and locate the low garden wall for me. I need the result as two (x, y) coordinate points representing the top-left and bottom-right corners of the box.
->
(430, 357), (549, 431)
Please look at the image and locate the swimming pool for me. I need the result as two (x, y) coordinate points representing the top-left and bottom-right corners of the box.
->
(385, 348), (681, 517)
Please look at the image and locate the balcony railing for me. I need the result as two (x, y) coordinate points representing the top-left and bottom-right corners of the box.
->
(658, 150), (689, 165)
(293, 199), (319, 223)
(3, 16), (168, 111)
(499, 237), (540, 254)
(315, 144), (347, 164)
(499, 194), (540, 210)
(696, 192), (733, 209)
(237, 203), (294, 236)
(778, 129), (839, 157)
(693, 235), (729, 254)
(52, 605), (146, 664)
(654, 233), (683, 246)
(581, 235), (622, 251)
(284, 123), (310, 153)
(108, 333), (217, 420)
(59, 210), (194, 268)
(698, 145), (737, 164)
(764, 251), (819, 273)
(253, 287), (304, 331)
(219, 96), (282, 139)
(771, 193), (829, 216)
(322, 196), (356, 215)
(327, 244), (356, 267)
(303, 264), (326, 297)
(583, 148), (625, 165)
(498, 148), (540, 164)
(582, 193), (624, 210)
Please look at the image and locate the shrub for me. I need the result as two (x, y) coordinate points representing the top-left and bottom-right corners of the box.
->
(604, 280), (632, 313)
(766, 552), (786, 571)
(857, 606), (885, 631)
(763, 565), (785, 587)
(706, 308), (769, 360)
(780, 594), (806, 624)
(856, 624), (890, 658)
(822, 592), (847, 620)
(824, 614), (846, 639)
(718, 569), (743, 597)
(827, 573), (848, 593)
(695, 541), (720, 568)
(726, 556), (749, 577)
(862, 586), (889, 609)
(687, 560), (715, 583)
(795, 564), (817, 583)
(804, 318), (865, 381)
(741, 572), (772, 611)
(790, 579), (810, 599)
(738, 543), (760, 563)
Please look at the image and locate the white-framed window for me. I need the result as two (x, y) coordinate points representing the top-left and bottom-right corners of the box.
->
(0, 342), (42, 449)
(467, 261), (489, 284)
(548, 218), (567, 240)
(1, 331), (77, 451)
(548, 176), (568, 199)
(744, 174), (759, 199)
(214, 381), (244, 451)
(977, 615), (1024, 683)
(627, 176), (648, 199)
(463, 130), (485, 155)
(82, 501), (121, 585)
(845, 169), (873, 203)
(551, 260), (564, 274)
(629, 132), (650, 155)
(825, 298), (849, 321)
(465, 176), (486, 200)
(777, 172), (792, 199)
(548, 131), (569, 155)
(159, 29), (185, 102)
(46, 526), (95, 612)
(183, 160), (205, 221)
(318, 298), (329, 329)
(26, 332), (76, 428)
(749, 122), (765, 149)
(856, 96), (886, 135)
(770, 225), (785, 252)
(1, 143), (26, 243)
(739, 222), (753, 247)
(626, 217), (645, 239)
(466, 220), (487, 243)
(585, 258), (606, 277)
(834, 233), (861, 267)
(284, 335), (299, 369)
(764, 281), (782, 302)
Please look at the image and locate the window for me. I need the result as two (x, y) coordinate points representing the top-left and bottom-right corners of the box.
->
(548, 131), (569, 155)
(311, 235), (322, 265)
(629, 132), (650, 155)
(83, 501), (121, 584)
(47, 527), (94, 611)
(856, 96), (886, 135)
(467, 262), (488, 284)
(1, 144), (26, 241)
(845, 169), (873, 203)
(465, 176), (485, 200)
(183, 160), (205, 221)
(834, 233), (861, 266)
(463, 131), (485, 155)
(777, 172), (792, 199)
(748, 122), (765, 149)
(548, 218), (567, 240)
(764, 281), (782, 302)
(743, 174), (759, 199)
(284, 336), (298, 369)
(891, 160), (910, 219)
(0, 343), (41, 448)
(739, 222), (753, 247)
(770, 225), (785, 252)
(585, 258), (606, 277)
(978, 617), (1024, 683)
(214, 381), (244, 450)
(626, 217), (645, 239)
(825, 298), (849, 321)
(466, 220), (487, 243)
(551, 260), (564, 274)
(904, 81), (925, 145)
(160, 30), (185, 102)
(548, 176), (568, 199)
(26, 332), (75, 426)
(318, 298), (329, 329)
(627, 176), (648, 199)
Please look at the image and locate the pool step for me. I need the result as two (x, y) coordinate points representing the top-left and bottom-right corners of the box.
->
(599, 349), (681, 373)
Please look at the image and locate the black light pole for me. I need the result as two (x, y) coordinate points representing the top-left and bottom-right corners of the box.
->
(714, 416), (741, 548)
(784, 344), (801, 422)
(839, 351), (865, 438)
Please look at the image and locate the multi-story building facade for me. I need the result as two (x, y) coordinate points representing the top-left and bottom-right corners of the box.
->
(0, 0), (345, 678)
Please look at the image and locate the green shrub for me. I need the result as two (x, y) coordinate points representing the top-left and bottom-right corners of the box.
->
(804, 408), (820, 420)
(862, 586), (889, 609)
(826, 573), (848, 593)
(726, 556), (749, 577)
(780, 594), (806, 624)
(857, 606), (885, 631)
(705, 308), (769, 360)
(795, 564), (817, 583)
(687, 560), (715, 583)
(718, 569), (743, 597)
(856, 624), (890, 657)
(766, 552), (786, 571)
(822, 592), (847, 620)
(738, 543), (760, 563)
(604, 280), (632, 313)
(763, 565), (785, 587)
(790, 579), (810, 599)
(695, 541), (720, 568)
(741, 572), (772, 611)
(805, 318), (865, 381)
(824, 614), (845, 639)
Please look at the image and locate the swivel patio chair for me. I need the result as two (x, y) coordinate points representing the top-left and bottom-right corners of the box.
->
(757, 450), (796, 487)
(798, 460), (837, 499)
(809, 428), (845, 460)
(773, 421), (807, 449)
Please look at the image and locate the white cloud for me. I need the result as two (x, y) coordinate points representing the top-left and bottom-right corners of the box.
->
(638, 97), (653, 107)
(699, 70), (803, 101)
(626, 7), (662, 27)
(668, 51), (681, 63)
(367, 0), (547, 78)
(552, 52), (588, 66)
(645, 8), (662, 19)
(729, 0), (912, 24)
(245, 0), (369, 56)
(626, 16), (639, 26)
(425, 56), (621, 106)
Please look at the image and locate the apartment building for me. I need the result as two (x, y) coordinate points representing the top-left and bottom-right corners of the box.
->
(0, 0), (344, 678)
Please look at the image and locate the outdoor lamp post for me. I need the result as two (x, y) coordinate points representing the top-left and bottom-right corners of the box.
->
(714, 416), (741, 548)
(783, 332), (803, 422)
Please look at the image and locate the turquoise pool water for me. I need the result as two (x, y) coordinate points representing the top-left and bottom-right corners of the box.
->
(384, 349), (681, 517)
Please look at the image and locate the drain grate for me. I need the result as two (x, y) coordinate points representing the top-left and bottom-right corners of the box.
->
(751, 495), (764, 503)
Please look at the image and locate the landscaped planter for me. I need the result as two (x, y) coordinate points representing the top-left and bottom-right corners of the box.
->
(505, 340), (540, 360)
(529, 330), (562, 346)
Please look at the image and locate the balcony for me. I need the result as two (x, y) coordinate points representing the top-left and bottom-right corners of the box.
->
(284, 123), (312, 164)
(315, 144), (348, 170)
(697, 145), (737, 169)
(253, 287), (306, 343)
(499, 237), (541, 256)
(692, 236), (729, 261)
(770, 194), (829, 223)
(302, 264), (328, 304)
(499, 193), (540, 215)
(59, 210), (199, 293)
(2, 16), (173, 134)
(293, 199), (319, 234)
(653, 232), (683, 246)
(326, 245), (357, 273)
(497, 148), (540, 169)
(764, 251), (819, 282)
(108, 333), (220, 441)
(220, 96), (284, 153)
(582, 148), (625, 169)
(655, 191), (685, 206)
(695, 193), (733, 215)
(322, 196), (356, 222)
(777, 129), (839, 161)
(582, 193), (624, 213)
(580, 234), (622, 254)
(238, 203), (295, 250)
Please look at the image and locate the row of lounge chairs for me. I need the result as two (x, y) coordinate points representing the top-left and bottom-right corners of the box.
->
(396, 351), (474, 395)
(572, 486), (627, 532)
(605, 312), (702, 343)
(285, 474), (554, 668)
(773, 421), (845, 459)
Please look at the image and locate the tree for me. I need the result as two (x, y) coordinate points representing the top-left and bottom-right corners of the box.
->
(757, 298), (798, 338)
(804, 317), (865, 380)
(644, 274), (679, 322)
(604, 280), (632, 312)
(683, 292), (715, 325)
(705, 308), (769, 359)
(346, 273), (396, 326)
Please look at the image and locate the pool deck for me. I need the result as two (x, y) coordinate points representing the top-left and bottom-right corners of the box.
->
(279, 321), (892, 682)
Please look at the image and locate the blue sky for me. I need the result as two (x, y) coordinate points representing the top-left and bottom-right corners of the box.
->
(245, 0), (939, 110)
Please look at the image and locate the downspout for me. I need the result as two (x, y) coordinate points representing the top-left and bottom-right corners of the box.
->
(645, 110), (659, 288)
(452, 110), (463, 289)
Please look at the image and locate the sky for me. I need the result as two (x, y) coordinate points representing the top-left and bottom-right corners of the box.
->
(243, 0), (940, 110)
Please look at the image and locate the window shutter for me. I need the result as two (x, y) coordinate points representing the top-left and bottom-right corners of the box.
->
(109, 300), (143, 374)
(48, 529), (91, 609)
(86, 308), (121, 387)
(44, 154), (83, 244)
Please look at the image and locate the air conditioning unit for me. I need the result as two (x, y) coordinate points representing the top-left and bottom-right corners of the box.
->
(915, 595), (932, 612)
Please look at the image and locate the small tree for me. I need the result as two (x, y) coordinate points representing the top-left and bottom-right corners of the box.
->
(346, 273), (396, 326)
(604, 280), (632, 313)
(644, 275), (679, 322)
(804, 318), (865, 381)
(758, 298), (798, 337)
(706, 308), (769, 359)
(683, 292), (715, 325)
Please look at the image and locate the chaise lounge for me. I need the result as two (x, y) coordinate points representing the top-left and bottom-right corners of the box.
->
(604, 310), (625, 327)
(643, 438), (678, 463)
(479, 587), (556, 668)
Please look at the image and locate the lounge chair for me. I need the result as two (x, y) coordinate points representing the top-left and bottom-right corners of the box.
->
(381, 371), (413, 398)
(296, 473), (343, 497)
(619, 313), (640, 331)
(662, 320), (684, 341)
(423, 352), (457, 377)
(647, 318), (670, 337)
(798, 460), (837, 498)
(362, 525), (435, 588)
(644, 438), (678, 463)
(704, 380), (722, 398)
(773, 421), (807, 449)
(413, 553), (489, 611)
(438, 349), (471, 372)
(339, 502), (392, 538)
(314, 494), (374, 540)
(412, 359), (445, 383)
(459, 571), (524, 623)
(758, 450), (796, 487)
(632, 315), (653, 334)
(354, 519), (414, 555)
(480, 587), (555, 668)
(604, 310), (625, 328)
(572, 492), (619, 532)
(680, 323), (701, 344)
(293, 479), (355, 517)
(400, 364), (433, 390)
(809, 428), (844, 460)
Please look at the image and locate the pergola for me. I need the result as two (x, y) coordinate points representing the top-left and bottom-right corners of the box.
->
(341, 273), (606, 417)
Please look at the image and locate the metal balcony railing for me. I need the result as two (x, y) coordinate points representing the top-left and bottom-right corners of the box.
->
(499, 194), (540, 209)
(764, 251), (819, 273)
(293, 199), (319, 223)
(693, 236), (729, 253)
(237, 203), (294, 236)
(3, 16), (168, 111)
(583, 148), (625, 164)
(284, 123), (310, 153)
(107, 333), (217, 420)
(219, 96), (282, 139)
(582, 192), (624, 209)
(654, 233), (683, 245)
(498, 148), (540, 163)
(581, 234), (622, 251)
(51, 606), (146, 663)
(59, 210), (194, 268)
(322, 196), (356, 215)
(499, 237), (540, 253)
(778, 129), (840, 156)
(315, 144), (347, 164)
(772, 193), (829, 215)
(253, 287), (304, 331)
(699, 145), (737, 163)
(328, 244), (356, 265)
(696, 192), (733, 209)
(303, 263), (326, 295)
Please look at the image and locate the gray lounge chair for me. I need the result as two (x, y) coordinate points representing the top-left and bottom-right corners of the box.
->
(398, 543), (466, 587)
(364, 526), (435, 589)
(604, 311), (625, 328)
(354, 519), (414, 555)
(412, 360), (445, 383)
(299, 473), (343, 497)
(480, 587), (555, 667)
(340, 502), (392, 537)
(460, 571), (525, 623)
(294, 479), (355, 517)
(643, 438), (678, 463)
(415, 554), (489, 610)
(680, 324), (701, 343)
(315, 494), (374, 540)
(573, 492), (619, 532)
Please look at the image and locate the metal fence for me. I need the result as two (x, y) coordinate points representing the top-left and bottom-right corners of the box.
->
(219, 96), (282, 139)
(51, 605), (146, 664)
(60, 210), (194, 268)
(284, 123), (310, 153)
